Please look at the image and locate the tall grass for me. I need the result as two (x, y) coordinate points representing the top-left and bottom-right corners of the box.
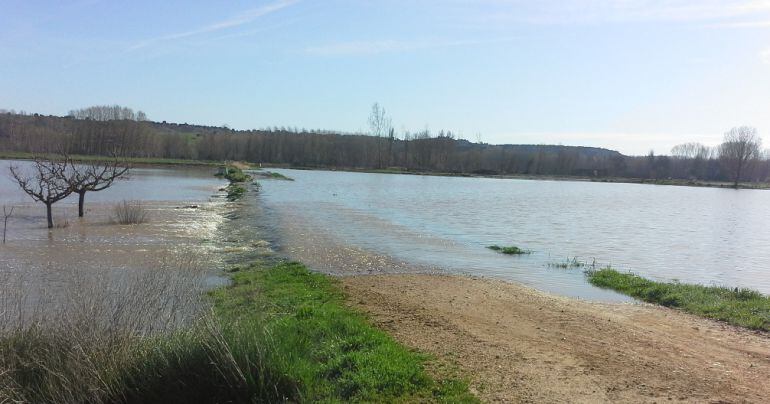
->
(0, 258), (292, 403)
(0, 258), (224, 403)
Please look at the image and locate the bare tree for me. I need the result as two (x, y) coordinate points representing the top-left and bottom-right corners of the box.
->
(368, 103), (392, 169)
(9, 156), (76, 228)
(2, 205), (13, 244)
(68, 105), (147, 122)
(69, 158), (129, 217)
(671, 142), (712, 160)
(718, 127), (762, 188)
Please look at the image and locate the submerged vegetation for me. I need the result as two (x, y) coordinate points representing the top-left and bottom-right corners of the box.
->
(548, 257), (590, 269)
(587, 268), (770, 332)
(226, 184), (246, 201)
(487, 245), (531, 255)
(267, 171), (293, 180)
(218, 165), (252, 202)
(218, 165), (252, 183)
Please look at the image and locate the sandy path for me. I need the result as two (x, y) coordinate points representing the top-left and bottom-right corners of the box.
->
(342, 274), (770, 403)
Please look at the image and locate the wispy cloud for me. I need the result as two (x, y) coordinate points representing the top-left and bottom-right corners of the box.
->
(468, 0), (770, 25)
(305, 37), (516, 56)
(706, 19), (770, 28)
(127, 0), (298, 51)
(760, 48), (770, 64)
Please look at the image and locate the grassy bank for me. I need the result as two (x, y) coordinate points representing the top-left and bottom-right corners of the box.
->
(212, 261), (475, 402)
(587, 268), (770, 332)
(0, 261), (475, 403)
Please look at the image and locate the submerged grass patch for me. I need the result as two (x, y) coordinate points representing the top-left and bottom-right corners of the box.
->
(487, 245), (531, 255)
(587, 268), (770, 332)
(217, 165), (252, 183)
(268, 171), (294, 181)
(548, 257), (591, 269)
(218, 165), (253, 201)
(210, 261), (477, 403)
(226, 184), (246, 201)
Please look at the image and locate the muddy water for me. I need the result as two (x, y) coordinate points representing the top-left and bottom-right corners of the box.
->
(0, 160), (231, 300)
(258, 169), (770, 301)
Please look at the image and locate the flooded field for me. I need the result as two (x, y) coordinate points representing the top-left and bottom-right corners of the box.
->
(0, 160), (231, 309)
(259, 169), (770, 301)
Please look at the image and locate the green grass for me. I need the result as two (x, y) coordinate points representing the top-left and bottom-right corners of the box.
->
(216, 165), (252, 183)
(210, 261), (477, 403)
(487, 245), (531, 255)
(226, 184), (246, 201)
(217, 165), (253, 201)
(587, 267), (770, 331)
(268, 171), (294, 181)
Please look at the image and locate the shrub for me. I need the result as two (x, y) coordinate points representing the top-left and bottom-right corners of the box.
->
(112, 200), (148, 224)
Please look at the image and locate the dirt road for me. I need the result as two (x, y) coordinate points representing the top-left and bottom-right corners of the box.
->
(342, 274), (770, 403)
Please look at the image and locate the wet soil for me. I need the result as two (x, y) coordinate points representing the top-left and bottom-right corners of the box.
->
(343, 274), (770, 403)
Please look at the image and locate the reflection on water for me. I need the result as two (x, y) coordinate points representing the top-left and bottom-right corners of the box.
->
(259, 169), (770, 301)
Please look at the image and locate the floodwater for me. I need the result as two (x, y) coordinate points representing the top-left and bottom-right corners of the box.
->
(0, 160), (230, 302)
(258, 169), (770, 301)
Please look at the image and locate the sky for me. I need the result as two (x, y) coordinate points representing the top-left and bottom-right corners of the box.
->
(2, 1), (770, 155)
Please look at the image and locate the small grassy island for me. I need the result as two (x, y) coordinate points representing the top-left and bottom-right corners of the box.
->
(487, 245), (531, 255)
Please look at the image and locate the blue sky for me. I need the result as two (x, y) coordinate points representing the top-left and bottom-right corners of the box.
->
(2, 0), (770, 155)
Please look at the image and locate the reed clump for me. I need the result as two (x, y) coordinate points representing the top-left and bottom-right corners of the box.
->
(112, 200), (148, 224)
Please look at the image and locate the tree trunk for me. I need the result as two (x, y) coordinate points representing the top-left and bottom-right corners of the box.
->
(734, 161), (743, 189)
(45, 203), (53, 229)
(78, 191), (86, 217)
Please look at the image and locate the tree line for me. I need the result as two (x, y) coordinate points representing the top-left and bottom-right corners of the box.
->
(0, 105), (767, 186)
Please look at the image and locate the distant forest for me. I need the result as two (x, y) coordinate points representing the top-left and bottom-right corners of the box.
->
(1, 105), (768, 185)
